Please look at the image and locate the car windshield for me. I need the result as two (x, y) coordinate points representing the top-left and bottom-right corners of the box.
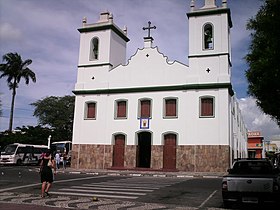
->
(232, 161), (273, 174)
(53, 143), (65, 153)
(2, 145), (17, 155)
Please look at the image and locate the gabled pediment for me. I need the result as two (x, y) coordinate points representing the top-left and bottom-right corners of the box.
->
(107, 47), (189, 89)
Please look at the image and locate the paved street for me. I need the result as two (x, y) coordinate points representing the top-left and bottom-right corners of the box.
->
(4, 165), (278, 209)
(1, 166), (279, 209)
(0, 165), (227, 209)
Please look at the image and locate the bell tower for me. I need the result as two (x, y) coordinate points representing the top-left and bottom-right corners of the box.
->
(75, 11), (129, 88)
(187, 0), (232, 83)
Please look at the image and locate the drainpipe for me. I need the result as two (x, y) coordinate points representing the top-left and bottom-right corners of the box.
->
(103, 144), (105, 169)
(77, 144), (80, 169)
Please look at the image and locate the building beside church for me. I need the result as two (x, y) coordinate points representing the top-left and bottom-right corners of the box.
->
(247, 131), (264, 158)
(71, 0), (247, 172)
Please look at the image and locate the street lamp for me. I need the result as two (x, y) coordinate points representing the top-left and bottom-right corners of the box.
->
(48, 135), (52, 149)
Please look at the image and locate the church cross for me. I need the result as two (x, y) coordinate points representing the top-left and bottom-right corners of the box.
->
(143, 21), (156, 38)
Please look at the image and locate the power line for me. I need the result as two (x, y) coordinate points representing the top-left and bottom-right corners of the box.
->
(2, 106), (34, 112)
(0, 116), (36, 119)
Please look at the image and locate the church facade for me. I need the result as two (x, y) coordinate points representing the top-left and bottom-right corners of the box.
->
(71, 0), (248, 172)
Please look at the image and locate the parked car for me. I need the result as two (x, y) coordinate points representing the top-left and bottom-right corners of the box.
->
(222, 158), (280, 207)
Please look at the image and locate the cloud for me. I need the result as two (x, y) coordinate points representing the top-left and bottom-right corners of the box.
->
(238, 97), (280, 140)
(0, 23), (21, 41)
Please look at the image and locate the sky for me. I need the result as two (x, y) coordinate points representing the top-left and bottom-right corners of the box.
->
(0, 0), (279, 141)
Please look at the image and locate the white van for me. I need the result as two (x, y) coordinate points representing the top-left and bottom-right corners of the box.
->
(0, 143), (48, 165)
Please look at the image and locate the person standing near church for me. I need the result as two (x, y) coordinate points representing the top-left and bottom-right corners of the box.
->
(55, 152), (60, 169)
(62, 152), (67, 169)
(40, 150), (56, 198)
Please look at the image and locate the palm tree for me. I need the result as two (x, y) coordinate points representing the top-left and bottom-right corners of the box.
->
(0, 98), (2, 117)
(0, 52), (36, 132)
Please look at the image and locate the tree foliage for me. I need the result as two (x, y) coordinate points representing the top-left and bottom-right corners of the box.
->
(245, 0), (280, 126)
(31, 95), (75, 140)
(0, 52), (36, 131)
(0, 126), (51, 148)
(0, 124), (73, 149)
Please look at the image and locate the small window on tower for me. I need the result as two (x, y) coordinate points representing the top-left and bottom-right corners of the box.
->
(203, 24), (213, 50)
(90, 37), (99, 60)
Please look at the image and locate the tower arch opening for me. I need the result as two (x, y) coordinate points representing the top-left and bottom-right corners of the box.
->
(203, 23), (214, 50)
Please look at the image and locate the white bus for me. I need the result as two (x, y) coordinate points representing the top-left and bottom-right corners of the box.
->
(51, 141), (72, 164)
(0, 143), (48, 165)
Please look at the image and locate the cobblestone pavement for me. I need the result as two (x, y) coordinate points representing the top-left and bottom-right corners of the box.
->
(0, 167), (226, 209)
(0, 192), (205, 209)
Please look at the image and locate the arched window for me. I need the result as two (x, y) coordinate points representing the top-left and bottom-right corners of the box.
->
(203, 23), (213, 50)
(90, 37), (99, 60)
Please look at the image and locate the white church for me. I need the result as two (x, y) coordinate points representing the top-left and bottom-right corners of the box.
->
(72, 0), (248, 172)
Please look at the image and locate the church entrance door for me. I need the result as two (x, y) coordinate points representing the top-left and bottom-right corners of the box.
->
(136, 132), (151, 168)
(163, 134), (177, 170)
(112, 134), (125, 167)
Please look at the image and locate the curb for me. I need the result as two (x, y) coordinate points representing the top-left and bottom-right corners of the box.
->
(67, 171), (224, 178)
(31, 167), (225, 178)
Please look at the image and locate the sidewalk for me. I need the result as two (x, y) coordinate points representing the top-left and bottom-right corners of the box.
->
(55, 167), (227, 178)
(0, 203), (69, 210)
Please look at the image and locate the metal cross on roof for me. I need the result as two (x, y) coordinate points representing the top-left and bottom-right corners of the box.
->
(143, 21), (156, 38)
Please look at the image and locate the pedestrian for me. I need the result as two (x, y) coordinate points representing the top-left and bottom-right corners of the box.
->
(62, 152), (67, 169)
(39, 152), (46, 165)
(55, 152), (60, 169)
(39, 150), (56, 198)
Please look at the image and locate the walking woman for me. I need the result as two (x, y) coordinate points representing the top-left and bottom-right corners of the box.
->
(39, 150), (56, 198)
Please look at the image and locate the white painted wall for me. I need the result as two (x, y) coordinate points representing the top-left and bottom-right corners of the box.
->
(73, 88), (231, 146)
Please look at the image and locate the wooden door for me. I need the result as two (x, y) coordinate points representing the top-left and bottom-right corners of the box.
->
(163, 134), (176, 170)
(113, 134), (125, 167)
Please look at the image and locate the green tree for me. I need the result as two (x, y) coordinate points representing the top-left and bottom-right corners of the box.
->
(0, 125), (52, 148)
(245, 0), (280, 126)
(31, 95), (75, 140)
(0, 52), (36, 131)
